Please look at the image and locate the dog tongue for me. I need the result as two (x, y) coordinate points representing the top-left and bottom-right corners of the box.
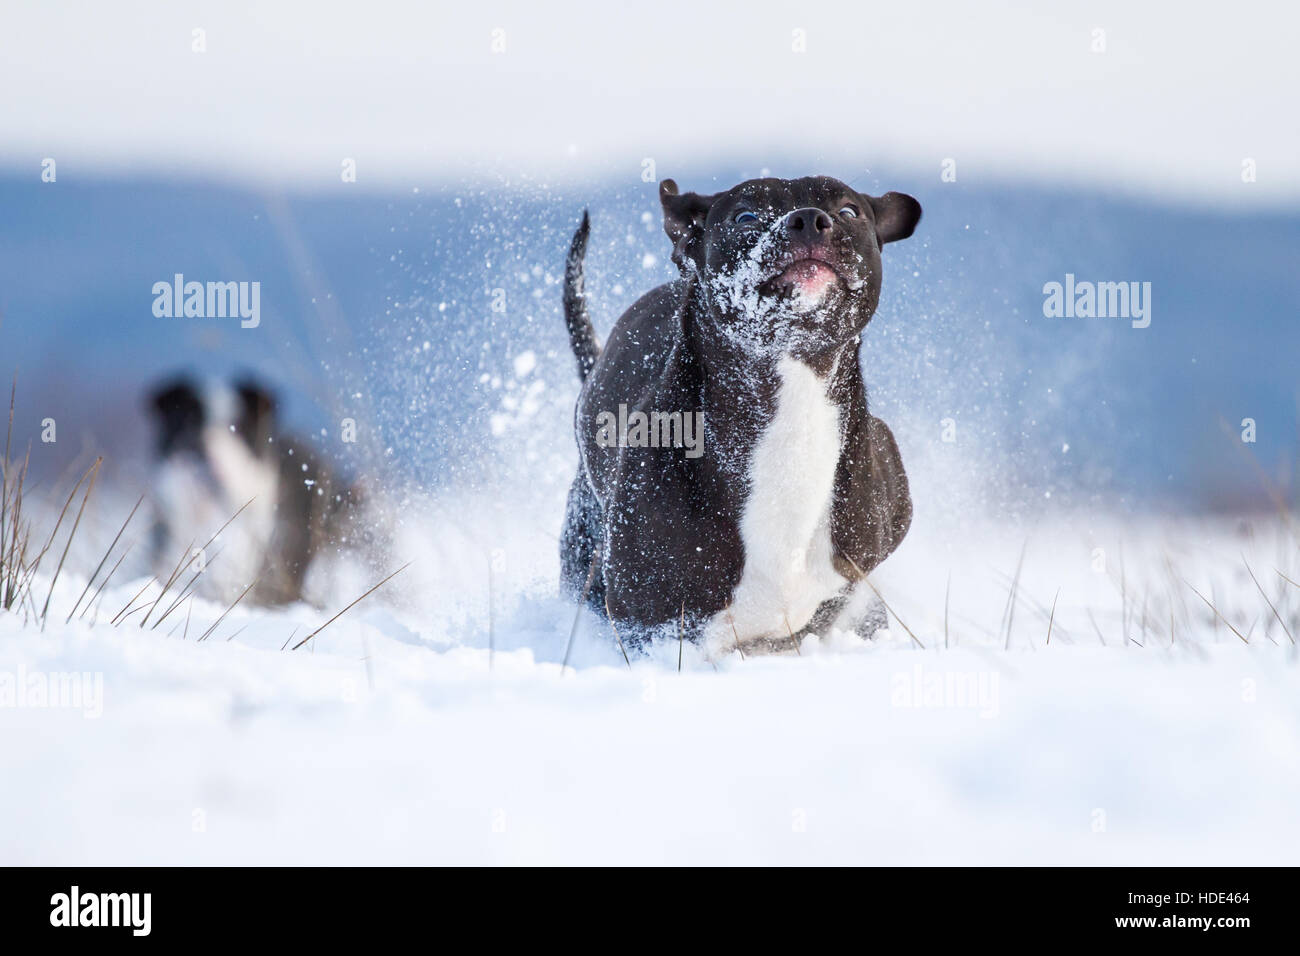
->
(782, 260), (837, 300)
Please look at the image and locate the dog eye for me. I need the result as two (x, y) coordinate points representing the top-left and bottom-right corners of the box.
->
(733, 210), (759, 224)
(839, 205), (860, 219)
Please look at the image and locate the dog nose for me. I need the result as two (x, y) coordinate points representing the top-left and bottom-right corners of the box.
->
(785, 208), (834, 236)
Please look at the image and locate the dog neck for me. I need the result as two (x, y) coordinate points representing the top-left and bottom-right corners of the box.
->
(679, 277), (863, 476)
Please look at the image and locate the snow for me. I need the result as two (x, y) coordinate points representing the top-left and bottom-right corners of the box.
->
(3, 497), (1297, 865)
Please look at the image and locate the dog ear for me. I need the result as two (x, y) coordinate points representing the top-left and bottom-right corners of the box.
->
(147, 378), (200, 419)
(233, 377), (277, 445)
(867, 191), (922, 245)
(145, 378), (204, 454)
(660, 179), (717, 272)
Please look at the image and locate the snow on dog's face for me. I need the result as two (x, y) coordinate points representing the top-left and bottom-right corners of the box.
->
(660, 176), (920, 360)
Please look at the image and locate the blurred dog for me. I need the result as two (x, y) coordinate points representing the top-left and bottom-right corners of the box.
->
(561, 176), (919, 653)
(146, 374), (360, 605)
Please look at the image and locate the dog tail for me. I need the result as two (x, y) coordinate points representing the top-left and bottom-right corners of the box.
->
(563, 210), (599, 381)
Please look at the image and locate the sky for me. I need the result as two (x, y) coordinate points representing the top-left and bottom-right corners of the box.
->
(0, 1), (1295, 513)
(1, 0), (1297, 206)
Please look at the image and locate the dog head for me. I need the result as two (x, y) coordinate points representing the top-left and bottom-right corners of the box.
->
(146, 375), (278, 462)
(145, 374), (285, 598)
(660, 176), (920, 360)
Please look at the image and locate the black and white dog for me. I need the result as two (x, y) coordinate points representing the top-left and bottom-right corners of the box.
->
(560, 176), (919, 653)
(146, 375), (360, 605)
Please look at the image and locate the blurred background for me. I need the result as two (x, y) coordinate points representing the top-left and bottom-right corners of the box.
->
(1, 0), (1297, 520)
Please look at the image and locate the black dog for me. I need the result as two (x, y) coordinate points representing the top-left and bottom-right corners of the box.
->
(147, 375), (360, 605)
(560, 176), (919, 653)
